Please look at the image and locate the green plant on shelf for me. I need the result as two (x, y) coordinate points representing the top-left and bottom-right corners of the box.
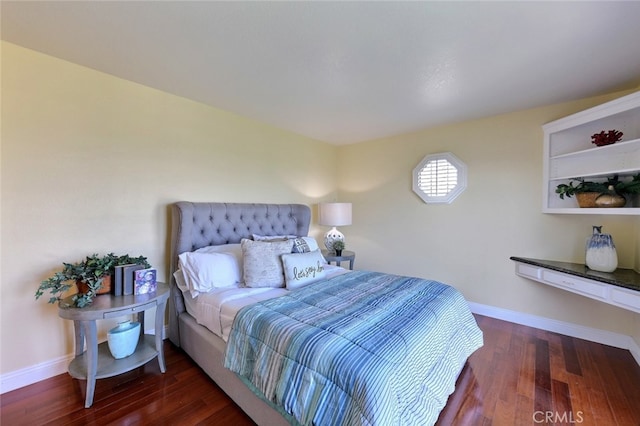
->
(36, 253), (150, 308)
(555, 173), (640, 199)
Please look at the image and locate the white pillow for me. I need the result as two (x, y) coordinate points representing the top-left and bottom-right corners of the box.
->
(196, 242), (242, 255)
(173, 269), (189, 293)
(178, 251), (241, 297)
(241, 238), (294, 288)
(281, 250), (328, 290)
(195, 243), (243, 281)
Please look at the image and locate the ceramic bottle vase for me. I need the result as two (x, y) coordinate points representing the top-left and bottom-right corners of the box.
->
(585, 226), (618, 273)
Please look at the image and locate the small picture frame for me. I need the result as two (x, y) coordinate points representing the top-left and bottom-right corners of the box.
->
(134, 268), (157, 295)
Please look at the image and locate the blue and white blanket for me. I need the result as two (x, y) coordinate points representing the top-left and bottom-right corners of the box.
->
(224, 271), (483, 426)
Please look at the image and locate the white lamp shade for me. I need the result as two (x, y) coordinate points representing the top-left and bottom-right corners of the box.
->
(318, 203), (352, 227)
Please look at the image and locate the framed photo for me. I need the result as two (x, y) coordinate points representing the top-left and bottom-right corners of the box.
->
(134, 268), (157, 295)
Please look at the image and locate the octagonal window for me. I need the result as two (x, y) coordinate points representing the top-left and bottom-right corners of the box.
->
(412, 152), (467, 204)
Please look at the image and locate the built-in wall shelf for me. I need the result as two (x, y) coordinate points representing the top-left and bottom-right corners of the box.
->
(510, 257), (640, 314)
(543, 91), (640, 215)
(549, 138), (640, 180)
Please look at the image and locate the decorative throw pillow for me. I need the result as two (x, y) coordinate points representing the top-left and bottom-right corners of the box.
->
(253, 235), (320, 254)
(241, 238), (294, 288)
(281, 250), (328, 290)
(178, 251), (241, 297)
(291, 237), (311, 253)
(300, 237), (320, 252)
(252, 234), (297, 241)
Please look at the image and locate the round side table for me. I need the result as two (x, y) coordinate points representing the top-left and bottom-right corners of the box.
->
(58, 283), (169, 408)
(322, 250), (356, 270)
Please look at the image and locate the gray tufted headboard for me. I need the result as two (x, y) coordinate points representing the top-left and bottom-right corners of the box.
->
(168, 202), (311, 345)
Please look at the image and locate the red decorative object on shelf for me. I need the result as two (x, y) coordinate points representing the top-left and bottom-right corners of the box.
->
(591, 130), (623, 147)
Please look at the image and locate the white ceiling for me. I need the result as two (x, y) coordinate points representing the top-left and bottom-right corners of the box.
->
(2, 1), (640, 145)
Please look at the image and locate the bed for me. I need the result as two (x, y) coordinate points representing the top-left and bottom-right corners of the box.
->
(169, 202), (483, 425)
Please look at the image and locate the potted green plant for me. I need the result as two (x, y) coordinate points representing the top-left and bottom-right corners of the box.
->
(332, 240), (345, 256)
(612, 173), (640, 195)
(36, 253), (150, 307)
(555, 173), (640, 208)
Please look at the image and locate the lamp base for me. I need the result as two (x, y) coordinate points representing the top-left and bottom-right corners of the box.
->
(324, 227), (345, 251)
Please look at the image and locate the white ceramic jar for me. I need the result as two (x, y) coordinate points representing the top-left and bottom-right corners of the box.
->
(107, 320), (141, 359)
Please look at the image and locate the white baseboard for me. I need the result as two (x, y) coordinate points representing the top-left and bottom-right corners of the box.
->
(0, 353), (73, 394)
(468, 302), (640, 366)
(0, 326), (168, 395)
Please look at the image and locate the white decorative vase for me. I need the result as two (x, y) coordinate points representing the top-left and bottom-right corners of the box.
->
(107, 320), (140, 359)
(585, 226), (618, 273)
(323, 227), (345, 252)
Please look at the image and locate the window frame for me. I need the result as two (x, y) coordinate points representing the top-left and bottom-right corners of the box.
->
(412, 152), (467, 204)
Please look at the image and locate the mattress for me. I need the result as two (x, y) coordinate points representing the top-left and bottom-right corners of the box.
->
(179, 264), (348, 341)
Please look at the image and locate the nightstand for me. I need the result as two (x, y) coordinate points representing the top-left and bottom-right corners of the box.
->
(322, 250), (356, 270)
(57, 283), (169, 408)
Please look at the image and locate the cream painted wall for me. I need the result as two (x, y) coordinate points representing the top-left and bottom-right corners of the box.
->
(0, 42), (337, 375)
(337, 91), (640, 343)
(2, 40), (639, 386)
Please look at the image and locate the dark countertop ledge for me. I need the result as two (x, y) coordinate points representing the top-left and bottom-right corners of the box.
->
(510, 257), (640, 292)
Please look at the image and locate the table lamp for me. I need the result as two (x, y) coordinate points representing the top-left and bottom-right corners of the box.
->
(318, 202), (352, 252)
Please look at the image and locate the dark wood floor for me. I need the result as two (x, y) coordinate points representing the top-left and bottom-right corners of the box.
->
(2, 314), (639, 425)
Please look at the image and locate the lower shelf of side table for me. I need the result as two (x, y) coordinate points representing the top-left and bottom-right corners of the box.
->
(68, 334), (160, 380)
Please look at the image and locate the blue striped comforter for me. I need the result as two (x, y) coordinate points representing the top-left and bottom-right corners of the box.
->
(224, 271), (483, 426)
